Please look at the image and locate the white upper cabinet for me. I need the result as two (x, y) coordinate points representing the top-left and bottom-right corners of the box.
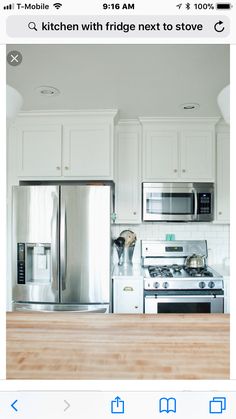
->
(9, 111), (117, 179)
(141, 118), (218, 182)
(143, 130), (179, 180)
(115, 122), (141, 223)
(14, 124), (62, 177)
(215, 129), (230, 223)
(180, 130), (214, 180)
(63, 123), (113, 178)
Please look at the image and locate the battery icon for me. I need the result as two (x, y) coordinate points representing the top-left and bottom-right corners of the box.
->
(216, 3), (232, 9)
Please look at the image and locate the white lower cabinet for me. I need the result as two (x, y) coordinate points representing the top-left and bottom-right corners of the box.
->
(113, 277), (143, 313)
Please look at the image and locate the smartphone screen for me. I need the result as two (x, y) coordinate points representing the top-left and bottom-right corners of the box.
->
(0, 0), (235, 417)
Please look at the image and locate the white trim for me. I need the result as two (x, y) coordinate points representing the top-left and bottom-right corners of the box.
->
(216, 120), (230, 134)
(139, 117), (220, 125)
(116, 119), (141, 127)
(17, 109), (118, 118)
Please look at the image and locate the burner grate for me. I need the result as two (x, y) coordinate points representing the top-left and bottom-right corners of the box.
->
(184, 267), (213, 278)
(148, 265), (173, 278)
(147, 265), (214, 279)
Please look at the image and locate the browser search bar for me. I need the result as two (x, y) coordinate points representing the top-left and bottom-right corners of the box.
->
(7, 15), (230, 38)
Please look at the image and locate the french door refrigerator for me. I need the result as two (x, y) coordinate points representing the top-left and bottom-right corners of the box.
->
(12, 184), (112, 312)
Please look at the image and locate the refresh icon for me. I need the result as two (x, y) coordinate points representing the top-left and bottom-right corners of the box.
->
(214, 20), (225, 32)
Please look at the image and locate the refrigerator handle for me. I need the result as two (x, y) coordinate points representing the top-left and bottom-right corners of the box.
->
(51, 192), (59, 291)
(61, 198), (67, 291)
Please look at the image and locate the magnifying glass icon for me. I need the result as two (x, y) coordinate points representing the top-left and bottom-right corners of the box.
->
(28, 22), (38, 31)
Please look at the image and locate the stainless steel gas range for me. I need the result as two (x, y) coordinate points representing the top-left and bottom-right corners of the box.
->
(142, 240), (224, 314)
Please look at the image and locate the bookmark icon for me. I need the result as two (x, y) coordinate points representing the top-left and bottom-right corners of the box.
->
(159, 397), (177, 413)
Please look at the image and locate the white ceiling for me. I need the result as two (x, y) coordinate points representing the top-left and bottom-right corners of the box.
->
(7, 44), (229, 119)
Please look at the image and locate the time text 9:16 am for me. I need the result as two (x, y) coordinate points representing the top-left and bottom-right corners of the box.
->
(103, 3), (135, 10)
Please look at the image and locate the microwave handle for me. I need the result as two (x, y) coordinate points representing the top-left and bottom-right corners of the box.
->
(193, 189), (198, 220)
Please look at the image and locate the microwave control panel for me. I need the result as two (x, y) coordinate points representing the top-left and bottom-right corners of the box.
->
(17, 243), (26, 284)
(197, 193), (211, 214)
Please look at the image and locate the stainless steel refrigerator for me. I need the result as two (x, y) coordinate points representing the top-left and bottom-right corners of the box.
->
(12, 184), (112, 312)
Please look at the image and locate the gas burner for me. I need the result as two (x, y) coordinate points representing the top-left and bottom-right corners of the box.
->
(171, 264), (183, 273)
(162, 270), (173, 278)
(148, 266), (173, 278)
(184, 267), (213, 278)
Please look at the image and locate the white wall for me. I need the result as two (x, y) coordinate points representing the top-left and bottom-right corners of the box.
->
(112, 223), (229, 267)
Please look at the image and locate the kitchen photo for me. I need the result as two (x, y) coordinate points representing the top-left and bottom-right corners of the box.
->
(6, 44), (230, 379)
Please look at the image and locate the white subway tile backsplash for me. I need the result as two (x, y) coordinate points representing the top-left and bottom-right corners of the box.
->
(112, 223), (229, 266)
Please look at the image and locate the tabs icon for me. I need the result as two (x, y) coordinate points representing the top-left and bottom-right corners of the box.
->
(209, 397), (226, 414)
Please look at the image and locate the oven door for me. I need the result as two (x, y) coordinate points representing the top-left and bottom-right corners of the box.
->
(145, 295), (224, 314)
(143, 183), (197, 222)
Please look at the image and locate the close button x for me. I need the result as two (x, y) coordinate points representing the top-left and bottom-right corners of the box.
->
(7, 50), (23, 66)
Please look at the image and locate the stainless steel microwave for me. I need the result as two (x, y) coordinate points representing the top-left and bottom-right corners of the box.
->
(142, 183), (214, 222)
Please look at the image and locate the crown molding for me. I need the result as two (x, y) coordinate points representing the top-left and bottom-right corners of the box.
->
(139, 117), (220, 125)
(17, 109), (118, 118)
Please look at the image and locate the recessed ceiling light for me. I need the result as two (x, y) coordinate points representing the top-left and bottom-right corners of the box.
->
(180, 103), (200, 111)
(36, 86), (60, 96)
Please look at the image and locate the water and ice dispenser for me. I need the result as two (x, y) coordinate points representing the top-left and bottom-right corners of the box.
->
(17, 243), (51, 284)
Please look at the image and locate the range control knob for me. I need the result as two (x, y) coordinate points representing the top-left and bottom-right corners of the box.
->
(162, 282), (169, 289)
(154, 282), (160, 289)
(199, 281), (206, 289)
(208, 281), (215, 289)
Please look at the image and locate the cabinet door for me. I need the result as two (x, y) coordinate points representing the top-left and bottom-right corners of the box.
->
(17, 124), (62, 176)
(113, 278), (143, 313)
(216, 133), (230, 222)
(115, 127), (141, 223)
(143, 131), (179, 180)
(63, 124), (113, 178)
(180, 130), (214, 180)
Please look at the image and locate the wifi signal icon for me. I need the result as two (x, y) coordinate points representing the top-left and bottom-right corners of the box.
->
(53, 2), (62, 9)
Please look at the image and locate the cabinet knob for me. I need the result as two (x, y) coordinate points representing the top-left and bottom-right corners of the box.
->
(56, 166), (60, 170)
(133, 211), (137, 215)
(219, 211), (222, 215)
(65, 166), (69, 170)
(135, 306), (138, 309)
(182, 169), (186, 173)
(111, 213), (117, 222)
(174, 169), (178, 173)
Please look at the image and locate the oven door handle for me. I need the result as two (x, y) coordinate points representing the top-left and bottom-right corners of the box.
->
(192, 188), (198, 220)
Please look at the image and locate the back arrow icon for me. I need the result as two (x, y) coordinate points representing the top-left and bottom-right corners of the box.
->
(64, 400), (70, 412)
(11, 400), (18, 412)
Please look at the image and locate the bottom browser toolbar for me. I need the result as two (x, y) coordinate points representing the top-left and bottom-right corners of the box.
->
(0, 391), (235, 418)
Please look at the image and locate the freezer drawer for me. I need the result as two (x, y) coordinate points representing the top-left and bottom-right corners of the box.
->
(12, 303), (110, 313)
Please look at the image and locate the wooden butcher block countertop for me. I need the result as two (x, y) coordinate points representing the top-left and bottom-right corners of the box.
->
(6, 313), (229, 380)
